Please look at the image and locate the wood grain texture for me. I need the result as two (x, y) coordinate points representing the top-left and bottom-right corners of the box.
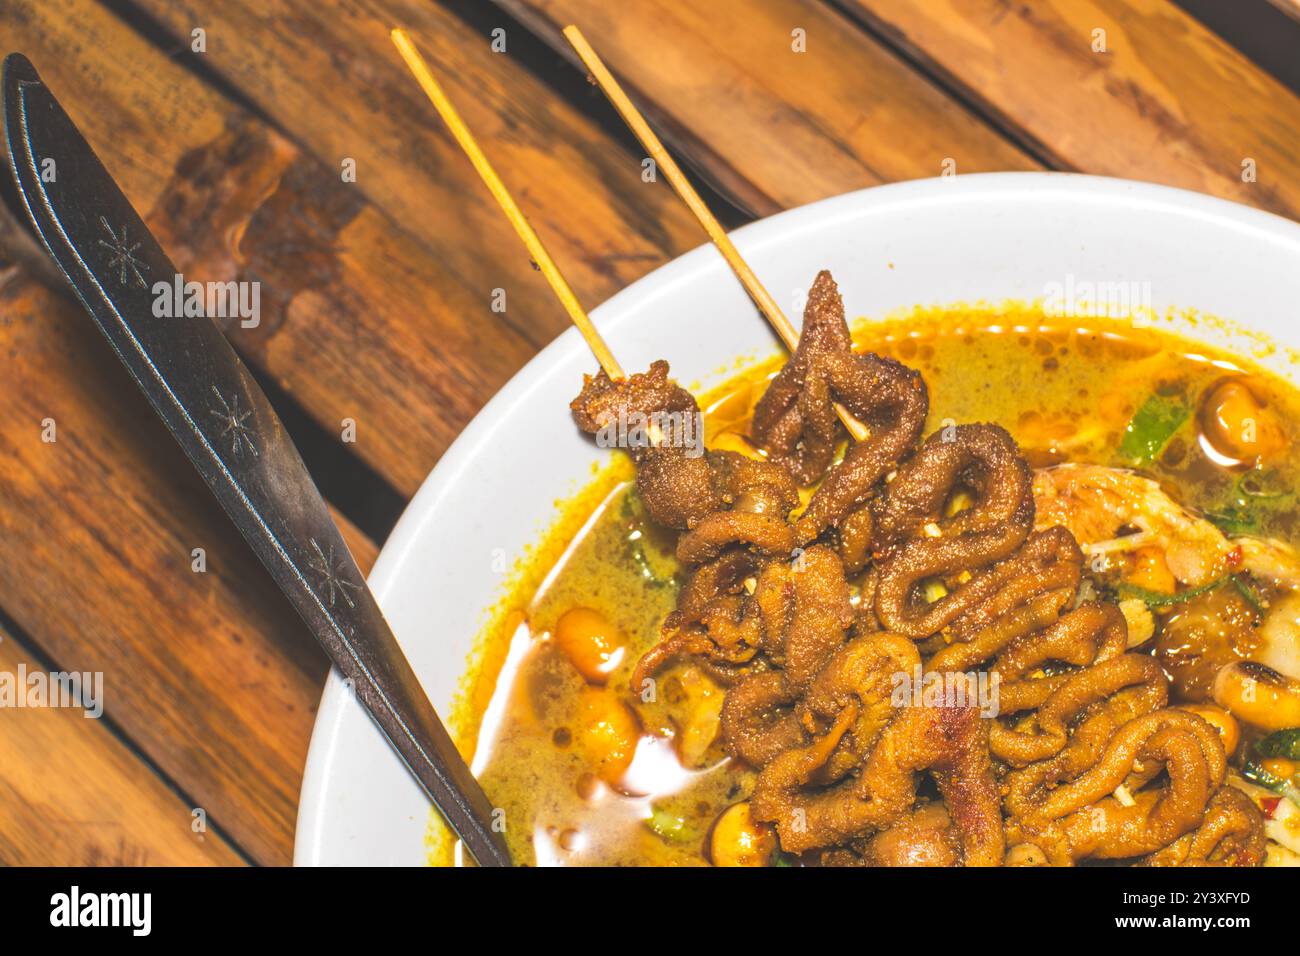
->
(839, 0), (1300, 218)
(129, 0), (702, 331)
(118, 0), (707, 454)
(6, 0), (562, 496)
(0, 625), (244, 866)
(0, 265), (374, 864)
(491, 0), (1038, 216)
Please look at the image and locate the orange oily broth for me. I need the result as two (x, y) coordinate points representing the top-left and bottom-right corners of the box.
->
(465, 307), (1300, 866)
(871, 320), (1300, 542)
(476, 482), (739, 866)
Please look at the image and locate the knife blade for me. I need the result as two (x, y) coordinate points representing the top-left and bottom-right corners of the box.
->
(2, 53), (510, 867)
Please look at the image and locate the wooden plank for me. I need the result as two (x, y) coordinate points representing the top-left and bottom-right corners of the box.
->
(1178, 0), (1300, 98)
(1265, 0), (1300, 25)
(838, 0), (1300, 219)
(490, 0), (1038, 216)
(126, 0), (702, 325)
(0, 191), (376, 572)
(0, 624), (244, 866)
(0, 265), (374, 864)
(5, 0), (559, 497)
(11, 0), (706, 494)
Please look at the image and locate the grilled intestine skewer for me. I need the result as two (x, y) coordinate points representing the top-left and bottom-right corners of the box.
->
(562, 25), (872, 444)
(571, 268), (1265, 865)
(555, 34), (1261, 861)
(391, 27), (813, 683)
(396, 25), (1264, 866)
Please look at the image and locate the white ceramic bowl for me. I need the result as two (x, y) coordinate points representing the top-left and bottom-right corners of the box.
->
(295, 173), (1300, 866)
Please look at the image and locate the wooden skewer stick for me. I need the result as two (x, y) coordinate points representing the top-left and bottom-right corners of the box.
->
(391, 28), (624, 381)
(562, 24), (869, 442)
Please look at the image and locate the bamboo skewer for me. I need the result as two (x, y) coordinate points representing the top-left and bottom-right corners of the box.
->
(391, 28), (624, 381)
(561, 25), (869, 443)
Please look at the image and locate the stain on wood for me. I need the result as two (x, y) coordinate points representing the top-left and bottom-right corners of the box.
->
(129, 0), (706, 337)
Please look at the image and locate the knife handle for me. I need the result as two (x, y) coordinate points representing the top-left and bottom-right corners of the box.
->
(3, 53), (510, 866)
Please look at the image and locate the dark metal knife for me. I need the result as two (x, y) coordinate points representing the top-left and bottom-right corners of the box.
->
(2, 53), (510, 867)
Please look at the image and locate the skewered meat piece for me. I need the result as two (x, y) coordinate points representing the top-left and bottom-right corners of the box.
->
(749, 271), (928, 543)
(572, 360), (799, 530)
(570, 359), (698, 437)
(750, 270), (858, 485)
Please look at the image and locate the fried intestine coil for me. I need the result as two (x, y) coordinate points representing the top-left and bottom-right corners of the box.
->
(1007, 709), (1229, 863)
(721, 628), (919, 772)
(638, 542), (856, 692)
(871, 424), (1037, 638)
(718, 670), (805, 769)
(1140, 787), (1267, 867)
(791, 350), (926, 545)
(749, 674), (1004, 865)
(990, 622), (1148, 766)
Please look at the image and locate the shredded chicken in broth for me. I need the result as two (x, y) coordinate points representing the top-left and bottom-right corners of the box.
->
(468, 274), (1300, 867)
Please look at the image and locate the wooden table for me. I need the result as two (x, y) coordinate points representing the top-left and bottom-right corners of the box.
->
(0, 0), (1297, 866)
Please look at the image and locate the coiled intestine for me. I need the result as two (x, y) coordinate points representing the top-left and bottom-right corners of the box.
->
(1141, 787), (1267, 866)
(1006, 709), (1229, 863)
(568, 270), (1265, 866)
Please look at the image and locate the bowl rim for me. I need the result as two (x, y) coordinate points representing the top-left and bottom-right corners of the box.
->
(294, 171), (1300, 865)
